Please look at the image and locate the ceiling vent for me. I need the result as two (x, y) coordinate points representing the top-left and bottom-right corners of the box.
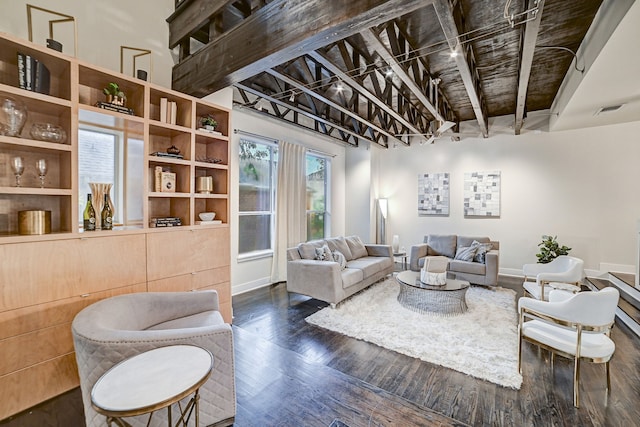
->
(595, 104), (625, 115)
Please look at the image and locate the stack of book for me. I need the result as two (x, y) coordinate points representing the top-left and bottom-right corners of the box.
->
(17, 52), (50, 94)
(154, 166), (176, 192)
(150, 217), (182, 227)
(95, 101), (134, 115)
(159, 98), (178, 125)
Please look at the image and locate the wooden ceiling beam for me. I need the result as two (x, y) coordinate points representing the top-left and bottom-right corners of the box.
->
(433, 0), (489, 137)
(172, 0), (435, 97)
(514, 0), (545, 135)
(167, 0), (232, 49)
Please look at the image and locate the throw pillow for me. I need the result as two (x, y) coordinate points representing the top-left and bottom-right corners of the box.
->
(454, 245), (478, 262)
(472, 240), (493, 263)
(325, 237), (353, 260)
(315, 244), (333, 261)
(332, 250), (347, 270)
(345, 235), (368, 259)
(298, 240), (325, 259)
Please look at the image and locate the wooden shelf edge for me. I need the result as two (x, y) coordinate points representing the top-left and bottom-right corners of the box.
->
(0, 136), (72, 152)
(0, 83), (72, 106)
(0, 187), (73, 195)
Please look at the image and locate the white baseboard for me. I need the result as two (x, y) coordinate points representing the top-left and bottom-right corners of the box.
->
(600, 263), (635, 274)
(232, 277), (274, 296)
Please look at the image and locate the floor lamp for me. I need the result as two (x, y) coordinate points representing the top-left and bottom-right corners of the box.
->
(377, 198), (388, 244)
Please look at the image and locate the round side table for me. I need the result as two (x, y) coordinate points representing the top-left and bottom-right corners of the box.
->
(91, 345), (213, 427)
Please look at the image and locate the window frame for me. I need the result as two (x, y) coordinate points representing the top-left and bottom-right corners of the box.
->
(237, 137), (278, 260)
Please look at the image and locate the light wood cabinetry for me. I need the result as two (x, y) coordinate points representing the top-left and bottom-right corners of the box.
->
(0, 33), (232, 420)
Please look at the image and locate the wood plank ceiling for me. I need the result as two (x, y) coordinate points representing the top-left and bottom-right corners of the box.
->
(168, 0), (603, 148)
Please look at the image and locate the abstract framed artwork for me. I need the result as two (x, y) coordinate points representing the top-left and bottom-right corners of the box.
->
(418, 172), (449, 216)
(463, 171), (501, 217)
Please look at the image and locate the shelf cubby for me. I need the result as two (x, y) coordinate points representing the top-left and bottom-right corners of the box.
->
(149, 87), (193, 127)
(0, 193), (72, 235)
(148, 124), (192, 160)
(148, 196), (191, 226)
(78, 64), (145, 118)
(0, 33), (72, 100)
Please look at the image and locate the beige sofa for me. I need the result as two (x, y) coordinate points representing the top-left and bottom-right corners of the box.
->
(286, 235), (394, 306)
(409, 234), (500, 286)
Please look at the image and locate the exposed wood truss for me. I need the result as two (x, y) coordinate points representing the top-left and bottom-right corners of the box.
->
(168, 0), (604, 148)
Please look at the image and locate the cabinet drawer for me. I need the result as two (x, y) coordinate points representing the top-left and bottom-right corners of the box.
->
(0, 353), (79, 421)
(0, 283), (146, 340)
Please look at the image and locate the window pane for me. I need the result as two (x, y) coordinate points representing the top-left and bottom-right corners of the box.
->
(78, 129), (116, 223)
(239, 214), (272, 253)
(307, 212), (325, 241)
(125, 138), (144, 223)
(306, 156), (325, 211)
(239, 141), (276, 212)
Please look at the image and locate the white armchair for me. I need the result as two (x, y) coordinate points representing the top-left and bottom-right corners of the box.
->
(522, 255), (584, 300)
(518, 287), (619, 407)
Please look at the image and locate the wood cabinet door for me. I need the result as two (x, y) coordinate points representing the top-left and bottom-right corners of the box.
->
(191, 227), (230, 271)
(146, 229), (196, 281)
(0, 239), (80, 312)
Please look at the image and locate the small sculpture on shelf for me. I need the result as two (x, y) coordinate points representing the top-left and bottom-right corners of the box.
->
(103, 82), (126, 107)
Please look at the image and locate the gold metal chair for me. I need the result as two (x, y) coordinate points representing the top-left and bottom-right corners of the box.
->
(517, 287), (619, 407)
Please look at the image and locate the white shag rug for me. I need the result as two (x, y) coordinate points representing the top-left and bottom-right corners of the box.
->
(306, 277), (523, 389)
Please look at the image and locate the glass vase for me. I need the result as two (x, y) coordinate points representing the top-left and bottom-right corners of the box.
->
(0, 97), (28, 137)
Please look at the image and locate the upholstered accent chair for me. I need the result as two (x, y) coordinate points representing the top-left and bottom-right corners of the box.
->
(72, 291), (235, 427)
(522, 255), (584, 300)
(518, 287), (619, 407)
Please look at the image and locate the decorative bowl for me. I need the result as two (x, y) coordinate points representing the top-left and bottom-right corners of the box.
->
(30, 123), (67, 143)
(199, 212), (216, 221)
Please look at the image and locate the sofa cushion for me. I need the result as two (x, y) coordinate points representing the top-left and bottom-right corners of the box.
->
(426, 234), (457, 258)
(345, 257), (382, 279)
(314, 244), (333, 261)
(332, 250), (347, 269)
(298, 240), (327, 259)
(345, 235), (368, 259)
(449, 259), (486, 275)
(341, 268), (364, 288)
(326, 236), (354, 260)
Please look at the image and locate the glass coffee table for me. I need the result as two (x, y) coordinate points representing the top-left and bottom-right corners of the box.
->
(396, 270), (470, 315)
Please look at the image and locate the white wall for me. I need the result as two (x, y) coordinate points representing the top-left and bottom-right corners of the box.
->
(0, 0), (175, 88)
(375, 117), (640, 275)
(231, 108), (347, 294)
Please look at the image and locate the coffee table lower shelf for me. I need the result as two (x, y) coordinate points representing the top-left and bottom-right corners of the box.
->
(396, 271), (470, 316)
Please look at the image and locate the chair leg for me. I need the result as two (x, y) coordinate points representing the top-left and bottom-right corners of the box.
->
(517, 336), (522, 374)
(574, 356), (581, 408)
(606, 360), (611, 394)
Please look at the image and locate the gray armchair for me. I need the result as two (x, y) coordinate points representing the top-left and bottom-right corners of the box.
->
(71, 291), (235, 427)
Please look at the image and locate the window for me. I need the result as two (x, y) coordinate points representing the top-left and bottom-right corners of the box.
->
(306, 153), (330, 240)
(78, 124), (144, 228)
(238, 139), (278, 255)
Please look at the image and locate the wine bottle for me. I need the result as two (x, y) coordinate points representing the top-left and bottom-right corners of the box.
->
(101, 194), (113, 230)
(83, 193), (96, 231)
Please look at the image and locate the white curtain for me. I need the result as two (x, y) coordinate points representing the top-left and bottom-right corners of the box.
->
(270, 140), (307, 283)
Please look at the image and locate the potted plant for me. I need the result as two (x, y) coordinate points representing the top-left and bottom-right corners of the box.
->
(103, 82), (126, 106)
(536, 235), (571, 263)
(200, 114), (217, 131)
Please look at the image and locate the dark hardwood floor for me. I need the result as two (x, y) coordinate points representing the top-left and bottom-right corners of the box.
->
(3, 272), (640, 426)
